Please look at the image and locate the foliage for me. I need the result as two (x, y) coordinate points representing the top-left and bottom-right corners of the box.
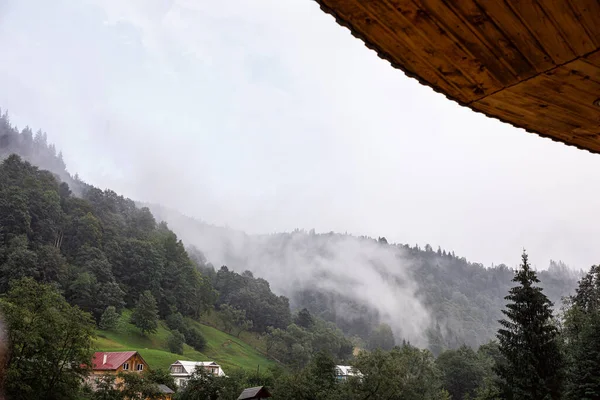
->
(348, 345), (450, 400)
(266, 319), (353, 369)
(295, 308), (314, 329)
(116, 372), (163, 400)
(366, 323), (395, 351)
(176, 367), (222, 400)
(0, 277), (95, 400)
(87, 375), (123, 400)
(436, 345), (486, 400)
(166, 312), (187, 335)
(185, 327), (207, 352)
(213, 266), (291, 332)
(272, 351), (345, 400)
(99, 306), (120, 330)
(563, 264), (600, 400)
(168, 329), (185, 354)
(130, 290), (159, 335)
(496, 251), (564, 399)
(220, 304), (253, 337)
(145, 368), (177, 393)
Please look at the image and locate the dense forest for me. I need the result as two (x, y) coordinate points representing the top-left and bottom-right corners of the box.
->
(1, 111), (599, 400)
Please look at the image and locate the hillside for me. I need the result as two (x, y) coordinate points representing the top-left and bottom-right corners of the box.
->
(94, 310), (275, 372)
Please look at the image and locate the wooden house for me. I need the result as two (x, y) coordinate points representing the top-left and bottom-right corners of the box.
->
(90, 351), (148, 377)
(315, 0), (600, 154)
(86, 351), (148, 390)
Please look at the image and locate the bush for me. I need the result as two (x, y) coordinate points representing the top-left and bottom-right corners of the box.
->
(166, 312), (188, 336)
(168, 330), (185, 355)
(185, 328), (207, 352)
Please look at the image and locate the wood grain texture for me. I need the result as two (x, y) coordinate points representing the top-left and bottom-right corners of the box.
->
(316, 0), (600, 153)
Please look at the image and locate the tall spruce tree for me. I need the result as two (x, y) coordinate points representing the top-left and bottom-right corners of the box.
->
(496, 251), (564, 399)
(563, 264), (600, 399)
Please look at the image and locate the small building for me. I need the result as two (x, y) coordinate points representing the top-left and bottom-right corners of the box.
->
(157, 384), (175, 400)
(335, 365), (361, 381)
(169, 360), (226, 388)
(237, 386), (271, 400)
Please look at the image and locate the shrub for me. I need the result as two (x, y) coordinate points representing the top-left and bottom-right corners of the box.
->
(185, 328), (207, 352)
(168, 330), (185, 355)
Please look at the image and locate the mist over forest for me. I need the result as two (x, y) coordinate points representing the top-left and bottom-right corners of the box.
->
(148, 203), (580, 350)
(1, 110), (581, 352)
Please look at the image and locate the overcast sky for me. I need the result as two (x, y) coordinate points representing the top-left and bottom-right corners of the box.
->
(1, 0), (599, 270)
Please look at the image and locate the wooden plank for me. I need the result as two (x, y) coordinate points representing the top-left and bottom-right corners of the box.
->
(506, 0), (576, 64)
(564, 60), (600, 85)
(536, 0), (596, 55)
(446, 0), (536, 80)
(412, 0), (519, 86)
(474, 89), (588, 133)
(584, 51), (600, 70)
(370, 0), (502, 99)
(544, 60), (600, 98)
(511, 77), (600, 126)
(474, 0), (554, 73)
(567, 0), (600, 48)
(322, 0), (474, 103)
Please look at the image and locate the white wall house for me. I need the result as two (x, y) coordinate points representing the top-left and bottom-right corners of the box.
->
(169, 360), (226, 388)
(335, 365), (361, 381)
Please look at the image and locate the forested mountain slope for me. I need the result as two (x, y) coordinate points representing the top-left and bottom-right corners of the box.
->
(0, 110), (581, 354)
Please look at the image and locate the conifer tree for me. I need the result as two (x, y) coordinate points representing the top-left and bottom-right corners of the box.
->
(496, 251), (564, 399)
(563, 264), (600, 399)
(130, 290), (159, 335)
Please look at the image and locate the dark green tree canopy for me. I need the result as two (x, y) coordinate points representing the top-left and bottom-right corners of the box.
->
(130, 290), (159, 335)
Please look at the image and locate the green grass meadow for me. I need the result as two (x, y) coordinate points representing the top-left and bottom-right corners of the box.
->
(94, 310), (276, 373)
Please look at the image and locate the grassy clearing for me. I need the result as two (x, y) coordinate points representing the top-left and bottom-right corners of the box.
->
(94, 310), (276, 373)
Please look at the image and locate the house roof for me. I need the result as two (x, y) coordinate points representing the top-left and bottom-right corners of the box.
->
(335, 365), (355, 375)
(158, 384), (175, 394)
(92, 351), (140, 371)
(315, 0), (600, 154)
(170, 360), (226, 376)
(237, 386), (271, 400)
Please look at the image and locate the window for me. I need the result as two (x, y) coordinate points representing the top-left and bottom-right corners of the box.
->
(136, 363), (144, 371)
(172, 366), (183, 373)
(122, 363), (129, 370)
(179, 379), (187, 388)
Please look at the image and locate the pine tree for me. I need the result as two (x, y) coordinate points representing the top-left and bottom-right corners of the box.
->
(563, 264), (600, 399)
(130, 290), (159, 335)
(496, 251), (564, 399)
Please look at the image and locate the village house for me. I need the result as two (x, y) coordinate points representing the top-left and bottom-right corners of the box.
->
(86, 351), (173, 399)
(335, 365), (361, 381)
(88, 351), (148, 382)
(169, 360), (226, 387)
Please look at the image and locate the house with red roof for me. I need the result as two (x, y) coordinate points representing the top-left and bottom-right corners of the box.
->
(86, 351), (148, 387)
(86, 351), (174, 399)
